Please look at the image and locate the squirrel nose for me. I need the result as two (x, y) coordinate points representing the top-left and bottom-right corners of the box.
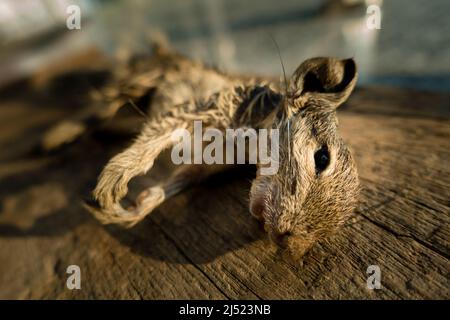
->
(250, 196), (266, 221)
(270, 230), (292, 248)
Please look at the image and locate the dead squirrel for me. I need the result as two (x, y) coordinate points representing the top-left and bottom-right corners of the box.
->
(44, 40), (359, 258)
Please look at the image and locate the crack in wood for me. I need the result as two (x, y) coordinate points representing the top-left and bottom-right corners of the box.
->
(359, 213), (450, 261)
(154, 222), (233, 299)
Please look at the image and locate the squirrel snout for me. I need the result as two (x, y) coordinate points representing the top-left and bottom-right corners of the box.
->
(250, 196), (266, 221)
(269, 230), (292, 248)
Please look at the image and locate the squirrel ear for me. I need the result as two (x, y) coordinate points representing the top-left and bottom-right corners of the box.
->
(289, 57), (357, 109)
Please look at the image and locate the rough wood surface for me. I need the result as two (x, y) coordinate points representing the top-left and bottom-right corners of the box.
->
(0, 78), (448, 299)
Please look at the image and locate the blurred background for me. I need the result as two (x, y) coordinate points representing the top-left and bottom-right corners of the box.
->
(1, 0), (450, 92)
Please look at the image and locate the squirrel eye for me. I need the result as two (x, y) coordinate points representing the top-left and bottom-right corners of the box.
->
(314, 146), (330, 173)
